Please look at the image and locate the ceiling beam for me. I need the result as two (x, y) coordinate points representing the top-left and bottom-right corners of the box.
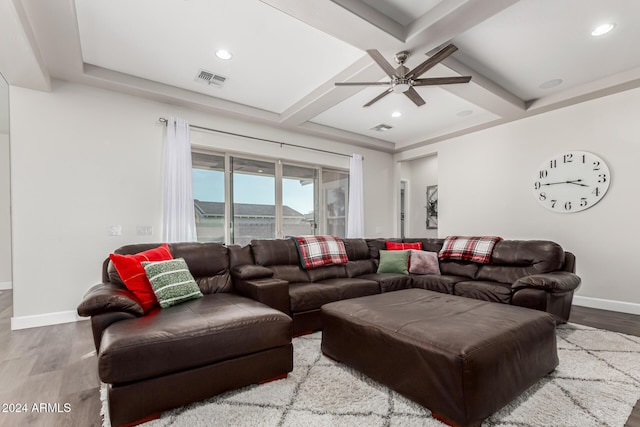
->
(0, 0), (50, 91)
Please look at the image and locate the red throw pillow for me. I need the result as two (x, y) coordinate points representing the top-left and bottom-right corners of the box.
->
(386, 241), (423, 250)
(386, 241), (422, 269)
(109, 244), (173, 312)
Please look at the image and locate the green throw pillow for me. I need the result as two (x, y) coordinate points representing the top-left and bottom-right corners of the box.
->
(142, 258), (203, 308)
(377, 250), (409, 275)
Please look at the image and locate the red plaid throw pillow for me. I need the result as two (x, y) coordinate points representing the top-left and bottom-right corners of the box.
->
(386, 241), (423, 250)
(438, 236), (502, 264)
(293, 236), (348, 269)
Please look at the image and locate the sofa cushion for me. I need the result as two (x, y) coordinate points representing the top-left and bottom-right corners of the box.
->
(345, 259), (377, 278)
(109, 244), (173, 312)
(170, 242), (232, 294)
(408, 250), (440, 275)
(251, 239), (300, 266)
(439, 260), (479, 279)
(289, 278), (379, 312)
(269, 265), (310, 283)
(307, 264), (347, 282)
(411, 274), (465, 295)
(475, 240), (565, 284)
(98, 293), (292, 384)
(228, 244), (255, 268)
(358, 273), (411, 293)
(454, 280), (513, 303)
(377, 250), (409, 275)
(143, 258), (203, 308)
(343, 239), (370, 261)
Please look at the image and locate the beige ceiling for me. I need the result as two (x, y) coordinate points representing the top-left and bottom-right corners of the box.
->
(2, 0), (640, 153)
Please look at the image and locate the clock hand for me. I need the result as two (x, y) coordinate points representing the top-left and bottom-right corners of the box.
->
(542, 179), (589, 187)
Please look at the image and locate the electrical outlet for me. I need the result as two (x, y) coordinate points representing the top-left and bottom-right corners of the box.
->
(136, 225), (153, 236)
(107, 225), (122, 236)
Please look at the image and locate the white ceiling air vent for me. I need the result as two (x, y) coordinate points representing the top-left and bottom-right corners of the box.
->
(194, 69), (227, 87)
(370, 123), (393, 132)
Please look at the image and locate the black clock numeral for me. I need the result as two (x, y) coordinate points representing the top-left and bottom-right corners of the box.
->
(564, 201), (572, 211)
(592, 187), (600, 197)
(549, 160), (557, 168)
(580, 198), (588, 207)
(582, 154), (586, 163)
(593, 161), (600, 171)
(539, 192), (547, 201)
(539, 170), (548, 179)
(563, 153), (573, 163)
(550, 199), (557, 208)
(534, 181), (541, 190)
(597, 173), (607, 183)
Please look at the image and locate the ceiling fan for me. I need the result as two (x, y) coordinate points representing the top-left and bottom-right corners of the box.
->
(335, 44), (472, 107)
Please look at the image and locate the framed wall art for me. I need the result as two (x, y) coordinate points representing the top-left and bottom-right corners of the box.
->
(426, 185), (438, 229)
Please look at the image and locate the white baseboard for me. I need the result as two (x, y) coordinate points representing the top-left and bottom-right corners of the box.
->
(0, 281), (11, 290)
(573, 295), (640, 316)
(11, 310), (88, 330)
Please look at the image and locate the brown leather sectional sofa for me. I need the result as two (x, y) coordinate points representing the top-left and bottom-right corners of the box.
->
(78, 237), (580, 426)
(234, 237), (580, 335)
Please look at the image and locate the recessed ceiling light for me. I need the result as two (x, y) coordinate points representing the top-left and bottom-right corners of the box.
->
(539, 79), (563, 89)
(215, 49), (233, 60)
(591, 23), (615, 36)
(391, 111), (402, 118)
(456, 110), (473, 117)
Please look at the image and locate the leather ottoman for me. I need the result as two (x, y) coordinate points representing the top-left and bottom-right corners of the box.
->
(321, 289), (558, 427)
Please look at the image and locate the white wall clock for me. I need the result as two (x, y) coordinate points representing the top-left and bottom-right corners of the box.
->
(533, 150), (610, 213)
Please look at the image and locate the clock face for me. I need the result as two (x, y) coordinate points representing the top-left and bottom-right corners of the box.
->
(533, 151), (610, 213)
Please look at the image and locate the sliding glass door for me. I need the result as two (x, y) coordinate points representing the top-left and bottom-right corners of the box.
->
(322, 169), (349, 237)
(282, 164), (317, 237)
(231, 157), (276, 245)
(192, 152), (225, 243)
(192, 151), (346, 243)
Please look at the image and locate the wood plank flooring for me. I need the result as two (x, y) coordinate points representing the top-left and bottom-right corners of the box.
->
(0, 291), (638, 427)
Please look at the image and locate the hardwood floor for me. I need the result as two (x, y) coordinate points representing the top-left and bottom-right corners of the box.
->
(0, 290), (638, 427)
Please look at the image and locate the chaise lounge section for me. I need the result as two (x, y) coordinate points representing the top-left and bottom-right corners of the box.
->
(77, 242), (293, 427)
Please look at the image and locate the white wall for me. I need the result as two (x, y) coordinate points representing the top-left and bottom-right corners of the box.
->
(398, 155), (438, 238)
(8, 80), (395, 327)
(396, 86), (640, 311)
(0, 132), (10, 288)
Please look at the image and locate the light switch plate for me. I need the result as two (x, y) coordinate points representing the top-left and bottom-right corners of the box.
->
(136, 225), (153, 236)
(107, 225), (122, 236)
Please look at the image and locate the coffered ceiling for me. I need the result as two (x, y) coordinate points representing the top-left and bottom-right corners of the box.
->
(3, 0), (640, 152)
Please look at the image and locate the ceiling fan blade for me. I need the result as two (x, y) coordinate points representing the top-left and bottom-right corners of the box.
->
(367, 49), (397, 78)
(407, 44), (458, 79)
(412, 76), (472, 86)
(335, 82), (391, 86)
(404, 87), (426, 106)
(363, 88), (393, 107)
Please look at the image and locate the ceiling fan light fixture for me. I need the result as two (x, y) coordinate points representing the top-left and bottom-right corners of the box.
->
(591, 23), (615, 36)
(215, 49), (233, 60)
(391, 81), (411, 93)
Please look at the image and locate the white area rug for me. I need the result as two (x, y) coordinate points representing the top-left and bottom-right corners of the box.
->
(102, 323), (640, 426)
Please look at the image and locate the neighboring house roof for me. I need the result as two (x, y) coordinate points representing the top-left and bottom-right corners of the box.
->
(194, 200), (305, 218)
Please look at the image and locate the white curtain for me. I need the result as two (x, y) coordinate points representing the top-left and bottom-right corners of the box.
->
(347, 154), (364, 238)
(162, 117), (197, 242)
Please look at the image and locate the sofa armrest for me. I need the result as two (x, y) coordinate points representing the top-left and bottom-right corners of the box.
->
(512, 272), (581, 293)
(234, 278), (290, 314)
(231, 264), (274, 280)
(77, 283), (144, 317)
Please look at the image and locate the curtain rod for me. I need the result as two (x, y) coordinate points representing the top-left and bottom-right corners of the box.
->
(159, 117), (356, 159)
